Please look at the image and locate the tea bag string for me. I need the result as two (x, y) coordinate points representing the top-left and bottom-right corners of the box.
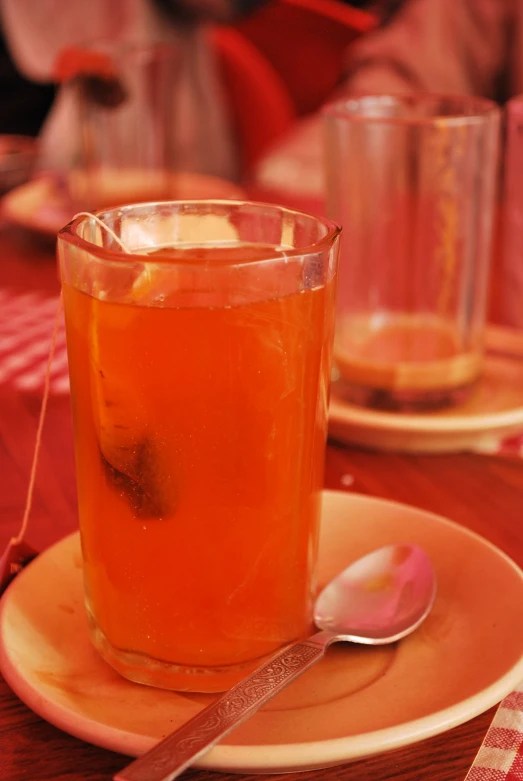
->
(13, 213), (131, 548)
(73, 212), (133, 253)
(11, 292), (64, 546)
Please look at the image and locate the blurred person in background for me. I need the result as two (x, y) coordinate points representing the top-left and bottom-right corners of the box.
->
(0, 0), (240, 179)
(8, 0), (520, 183)
(341, 0), (520, 100)
(256, 0), (521, 191)
(0, 0), (394, 181)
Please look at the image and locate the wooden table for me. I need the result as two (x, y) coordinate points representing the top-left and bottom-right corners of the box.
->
(1, 222), (522, 781)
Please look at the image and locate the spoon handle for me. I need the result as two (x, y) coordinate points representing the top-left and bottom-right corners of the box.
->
(114, 633), (329, 781)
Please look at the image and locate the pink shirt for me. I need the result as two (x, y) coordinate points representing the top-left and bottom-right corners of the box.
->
(344, 0), (523, 101)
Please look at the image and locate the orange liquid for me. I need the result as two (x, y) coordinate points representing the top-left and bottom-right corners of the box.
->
(63, 244), (334, 690)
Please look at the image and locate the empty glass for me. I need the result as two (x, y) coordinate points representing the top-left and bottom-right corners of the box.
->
(323, 94), (500, 411)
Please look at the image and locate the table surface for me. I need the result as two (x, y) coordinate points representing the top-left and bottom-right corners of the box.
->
(1, 223), (522, 781)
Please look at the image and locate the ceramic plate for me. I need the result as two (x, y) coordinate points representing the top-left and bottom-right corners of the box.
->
(1, 490), (523, 773)
(1, 172), (245, 239)
(329, 326), (523, 454)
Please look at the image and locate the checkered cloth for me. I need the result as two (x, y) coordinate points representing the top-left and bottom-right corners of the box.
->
(465, 685), (523, 780)
(0, 288), (69, 394)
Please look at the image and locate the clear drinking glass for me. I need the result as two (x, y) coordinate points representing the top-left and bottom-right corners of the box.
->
(57, 200), (340, 692)
(65, 41), (240, 209)
(323, 94), (500, 411)
(66, 41), (181, 209)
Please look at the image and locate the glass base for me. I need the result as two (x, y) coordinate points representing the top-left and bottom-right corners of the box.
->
(333, 378), (476, 412)
(86, 608), (277, 693)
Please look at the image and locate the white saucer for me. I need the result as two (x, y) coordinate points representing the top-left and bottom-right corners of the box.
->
(1, 490), (523, 773)
(1, 172), (246, 239)
(329, 325), (523, 453)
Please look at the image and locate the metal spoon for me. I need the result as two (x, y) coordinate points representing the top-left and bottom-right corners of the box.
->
(115, 543), (436, 781)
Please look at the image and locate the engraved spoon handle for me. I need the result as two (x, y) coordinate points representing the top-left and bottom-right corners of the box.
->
(114, 633), (330, 781)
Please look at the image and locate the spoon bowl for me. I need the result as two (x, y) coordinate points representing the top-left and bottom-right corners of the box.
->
(315, 543), (436, 643)
(116, 543), (436, 781)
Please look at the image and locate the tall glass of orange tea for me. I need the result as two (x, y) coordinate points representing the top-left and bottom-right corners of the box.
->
(57, 200), (340, 692)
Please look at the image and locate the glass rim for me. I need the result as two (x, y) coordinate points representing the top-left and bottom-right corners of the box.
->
(57, 199), (342, 266)
(322, 92), (500, 126)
